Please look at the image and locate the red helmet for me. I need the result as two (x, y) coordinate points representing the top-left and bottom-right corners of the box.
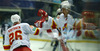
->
(37, 9), (48, 19)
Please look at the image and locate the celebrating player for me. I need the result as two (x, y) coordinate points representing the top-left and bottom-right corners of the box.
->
(35, 1), (76, 51)
(3, 14), (43, 51)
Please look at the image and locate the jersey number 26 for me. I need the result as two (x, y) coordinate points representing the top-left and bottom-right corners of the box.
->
(9, 30), (22, 45)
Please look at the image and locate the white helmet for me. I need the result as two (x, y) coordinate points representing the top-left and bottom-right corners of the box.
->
(11, 14), (21, 23)
(57, 8), (61, 14)
(61, 1), (71, 9)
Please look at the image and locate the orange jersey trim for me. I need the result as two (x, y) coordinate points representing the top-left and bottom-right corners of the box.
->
(51, 18), (57, 29)
(3, 45), (11, 50)
(34, 28), (40, 35)
(76, 20), (82, 30)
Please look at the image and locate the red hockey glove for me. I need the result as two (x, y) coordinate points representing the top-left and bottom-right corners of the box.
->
(37, 9), (48, 19)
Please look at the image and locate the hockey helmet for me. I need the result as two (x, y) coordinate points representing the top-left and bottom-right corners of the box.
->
(11, 14), (21, 23)
(61, 1), (71, 9)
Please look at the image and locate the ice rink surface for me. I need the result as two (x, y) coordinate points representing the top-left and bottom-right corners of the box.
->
(0, 39), (53, 51)
(1, 38), (100, 51)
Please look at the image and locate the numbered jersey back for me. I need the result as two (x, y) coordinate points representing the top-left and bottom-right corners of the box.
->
(5, 23), (30, 51)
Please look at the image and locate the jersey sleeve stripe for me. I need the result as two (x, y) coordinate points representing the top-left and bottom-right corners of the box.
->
(76, 20), (82, 30)
(51, 18), (57, 29)
(3, 45), (10, 50)
(34, 28), (39, 35)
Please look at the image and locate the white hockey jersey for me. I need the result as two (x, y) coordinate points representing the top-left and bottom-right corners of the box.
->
(57, 13), (75, 40)
(3, 23), (42, 51)
(42, 13), (75, 40)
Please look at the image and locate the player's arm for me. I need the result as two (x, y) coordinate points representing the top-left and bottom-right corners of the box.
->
(37, 9), (59, 29)
(32, 27), (43, 35)
(3, 32), (10, 51)
(43, 16), (58, 29)
(24, 24), (43, 35)
(34, 17), (58, 29)
(73, 19), (83, 30)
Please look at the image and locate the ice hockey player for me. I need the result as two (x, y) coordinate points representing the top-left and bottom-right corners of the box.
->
(3, 14), (43, 51)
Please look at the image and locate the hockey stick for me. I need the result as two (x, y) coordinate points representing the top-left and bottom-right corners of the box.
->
(57, 28), (69, 51)
(39, 41), (48, 49)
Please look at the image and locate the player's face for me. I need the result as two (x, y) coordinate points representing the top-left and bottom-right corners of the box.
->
(61, 8), (70, 17)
